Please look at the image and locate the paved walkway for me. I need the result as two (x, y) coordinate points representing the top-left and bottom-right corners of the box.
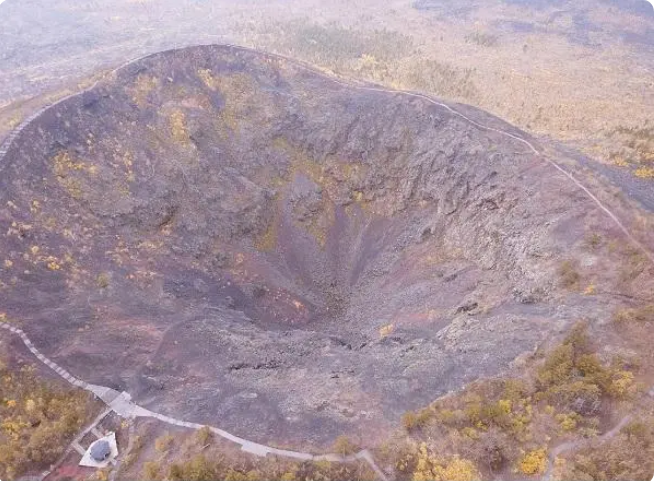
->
(0, 321), (389, 480)
(2, 42), (654, 481)
(1, 43), (651, 266)
(254, 49), (654, 266)
(38, 406), (113, 480)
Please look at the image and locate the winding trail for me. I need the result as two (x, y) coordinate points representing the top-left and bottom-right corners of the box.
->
(542, 414), (634, 481)
(0, 321), (388, 480)
(1, 43), (652, 265)
(231, 46), (654, 266)
(1, 42), (654, 480)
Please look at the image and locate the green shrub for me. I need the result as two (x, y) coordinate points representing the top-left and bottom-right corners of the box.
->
(195, 426), (212, 445)
(536, 323), (635, 410)
(559, 260), (581, 289)
(564, 419), (654, 480)
(614, 305), (654, 324)
(0, 364), (96, 479)
(465, 31), (499, 47)
(96, 272), (110, 288)
(403, 408), (433, 431)
(143, 461), (161, 480)
(333, 435), (358, 455)
(155, 433), (174, 453)
(518, 448), (547, 475)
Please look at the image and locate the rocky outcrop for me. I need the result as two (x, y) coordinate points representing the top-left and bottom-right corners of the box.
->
(0, 45), (629, 446)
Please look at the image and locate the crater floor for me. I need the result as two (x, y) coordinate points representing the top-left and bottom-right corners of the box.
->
(0, 45), (623, 447)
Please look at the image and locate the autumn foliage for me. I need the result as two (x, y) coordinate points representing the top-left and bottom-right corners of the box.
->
(0, 362), (96, 479)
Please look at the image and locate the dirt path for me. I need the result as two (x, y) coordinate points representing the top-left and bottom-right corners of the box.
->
(250, 48), (654, 267)
(1, 43), (652, 266)
(542, 414), (633, 481)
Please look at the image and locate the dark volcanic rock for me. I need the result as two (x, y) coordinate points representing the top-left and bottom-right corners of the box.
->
(0, 45), (626, 446)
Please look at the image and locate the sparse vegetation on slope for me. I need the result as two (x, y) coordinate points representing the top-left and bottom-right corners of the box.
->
(3, 45), (617, 449)
(607, 123), (654, 177)
(391, 323), (642, 480)
(2, 43), (654, 480)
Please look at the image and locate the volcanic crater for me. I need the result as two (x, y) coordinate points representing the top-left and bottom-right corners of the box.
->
(0, 45), (621, 446)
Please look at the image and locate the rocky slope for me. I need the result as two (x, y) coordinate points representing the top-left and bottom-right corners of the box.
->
(0, 45), (648, 447)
